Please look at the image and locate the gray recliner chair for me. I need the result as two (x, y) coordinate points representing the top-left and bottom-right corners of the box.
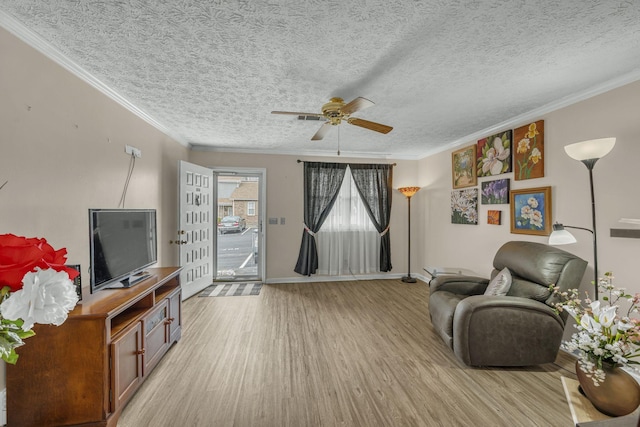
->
(429, 241), (587, 367)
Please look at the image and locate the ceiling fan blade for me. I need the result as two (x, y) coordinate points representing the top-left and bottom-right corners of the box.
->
(341, 97), (375, 115)
(271, 111), (324, 117)
(347, 118), (393, 134)
(311, 122), (333, 140)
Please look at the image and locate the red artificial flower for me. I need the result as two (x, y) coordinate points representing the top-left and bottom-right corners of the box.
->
(0, 234), (80, 292)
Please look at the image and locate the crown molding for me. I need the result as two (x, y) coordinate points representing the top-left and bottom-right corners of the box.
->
(189, 143), (413, 160)
(0, 10), (189, 147)
(417, 68), (640, 160)
(4, 8), (639, 160)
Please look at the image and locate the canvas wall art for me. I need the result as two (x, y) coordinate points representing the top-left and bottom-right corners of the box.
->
(514, 120), (544, 180)
(451, 145), (477, 189)
(481, 178), (510, 204)
(510, 186), (552, 235)
(451, 188), (478, 225)
(477, 130), (512, 177)
(487, 210), (501, 225)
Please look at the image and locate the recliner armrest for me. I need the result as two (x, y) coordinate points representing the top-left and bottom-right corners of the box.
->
(455, 295), (563, 326)
(429, 275), (489, 296)
(453, 295), (565, 366)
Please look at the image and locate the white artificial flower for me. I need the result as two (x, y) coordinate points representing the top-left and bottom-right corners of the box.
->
(599, 305), (618, 328)
(580, 313), (601, 333)
(0, 268), (79, 331)
(590, 300), (602, 316)
(618, 320), (634, 331)
(544, 274), (640, 386)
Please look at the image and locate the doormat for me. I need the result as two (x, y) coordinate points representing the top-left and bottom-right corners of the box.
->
(199, 282), (262, 297)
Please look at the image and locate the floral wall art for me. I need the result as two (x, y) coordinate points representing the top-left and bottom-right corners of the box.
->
(451, 145), (477, 189)
(487, 210), (501, 225)
(514, 120), (544, 180)
(510, 186), (552, 235)
(481, 178), (510, 204)
(451, 188), (478, 225)
(477, 130), (512, 177)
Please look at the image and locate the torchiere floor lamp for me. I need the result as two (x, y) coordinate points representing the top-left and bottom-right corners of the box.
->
(548, 137), (615, 300)
(398, 186), (421, 283)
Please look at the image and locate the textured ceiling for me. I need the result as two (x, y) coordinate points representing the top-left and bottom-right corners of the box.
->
(2, 1), (640, 159)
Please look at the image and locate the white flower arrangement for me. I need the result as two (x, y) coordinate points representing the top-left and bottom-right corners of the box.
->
(0, 234), (80, 364)
(1, 268), (79, 331)
(550, 272), (640, 386)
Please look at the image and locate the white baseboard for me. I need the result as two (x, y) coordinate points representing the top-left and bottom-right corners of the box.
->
(264, 272), (430, 285)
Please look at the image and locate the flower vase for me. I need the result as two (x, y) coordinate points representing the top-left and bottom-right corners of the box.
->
(575, 360), (640, 417)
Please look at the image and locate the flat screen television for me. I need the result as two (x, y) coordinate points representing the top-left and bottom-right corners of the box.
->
(89, 209), (158, 293)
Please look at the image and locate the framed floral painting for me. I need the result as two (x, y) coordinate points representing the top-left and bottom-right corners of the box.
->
(514, 120), (544, 180)
(481, 178), (510, 204)
(451, 188), (478, 225)
(477, 130), (512, 177)
(510, 186), (552, 235)
(451, 145), (477, 189)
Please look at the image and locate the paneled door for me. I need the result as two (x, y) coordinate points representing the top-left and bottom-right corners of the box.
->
(178, 161), (214, 299)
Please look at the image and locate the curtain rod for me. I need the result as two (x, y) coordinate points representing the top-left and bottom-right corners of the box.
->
(296, 159), (396, 166)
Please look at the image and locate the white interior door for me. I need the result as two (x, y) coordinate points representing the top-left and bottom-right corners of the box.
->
(178, 160), (214, 299)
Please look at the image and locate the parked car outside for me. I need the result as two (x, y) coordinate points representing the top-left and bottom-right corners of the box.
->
(218, 215), (246, 234)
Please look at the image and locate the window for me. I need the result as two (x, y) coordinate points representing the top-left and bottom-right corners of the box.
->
(316, 167), (380, 275)
(247, 201), (256, 216)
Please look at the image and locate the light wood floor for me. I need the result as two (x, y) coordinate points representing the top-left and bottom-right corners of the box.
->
(118, 279), (577, 427)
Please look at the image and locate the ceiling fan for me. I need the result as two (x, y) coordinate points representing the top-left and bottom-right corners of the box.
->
(271, 97), (393, 140)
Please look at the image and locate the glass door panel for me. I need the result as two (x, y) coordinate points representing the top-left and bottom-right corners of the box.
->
(213, 170), (264, 282)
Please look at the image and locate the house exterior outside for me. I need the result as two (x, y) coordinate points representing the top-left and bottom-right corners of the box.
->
(217, 177), (259, 228)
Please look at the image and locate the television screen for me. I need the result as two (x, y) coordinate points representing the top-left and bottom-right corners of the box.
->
(89, 209), (157, 292)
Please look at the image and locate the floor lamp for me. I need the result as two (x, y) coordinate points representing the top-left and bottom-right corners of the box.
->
(548, 137), (615, 300)
(398, 186), (420, 283)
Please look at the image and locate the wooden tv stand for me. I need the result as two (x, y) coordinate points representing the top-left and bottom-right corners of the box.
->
(6, 267), (182, 427)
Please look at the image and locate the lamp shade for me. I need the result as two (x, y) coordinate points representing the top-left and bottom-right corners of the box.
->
(398, 186), (420, 198)
(564, 138), (616, 161)
(549, 229), (577, 245)
(549, 224), (578, 245)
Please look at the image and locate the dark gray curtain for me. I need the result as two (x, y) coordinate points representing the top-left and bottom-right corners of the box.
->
(294, 162), (347, 276)
(349, 163), (394, 272)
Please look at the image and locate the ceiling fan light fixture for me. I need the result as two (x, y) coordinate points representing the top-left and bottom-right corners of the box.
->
(272, 96), (392, 140)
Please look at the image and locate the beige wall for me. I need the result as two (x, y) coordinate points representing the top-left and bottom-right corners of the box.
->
(2, 15), (640, 394)
(1, 27), (189, 299)
(188, 151), (418, 280)
(1, 24), (190, 389)
(416, 80), (640, 298)
(4, 15), (638, 294)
